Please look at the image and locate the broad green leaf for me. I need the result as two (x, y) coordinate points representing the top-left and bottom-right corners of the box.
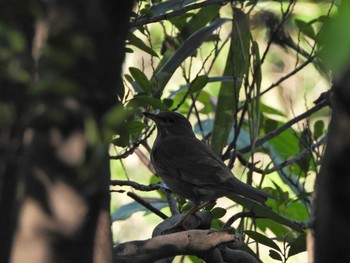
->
(129, 67), (150, 94)
(188, 75), (209, 94)
(288, 233), (307, 257)
(153, 18), (230, 92)
(245, 230), (281, 252)
(320, 0), (350, 73)
(210, 207), (226, 219)
(211, 9), (250, 155)
(127, 120), (147, 134)
(132, 95), (169, 110)
(111, 201), (168, 221)
(128, 33), (159, 57)
(229, 195), (305, 233)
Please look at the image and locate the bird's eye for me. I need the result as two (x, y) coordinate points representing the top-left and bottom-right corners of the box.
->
(167, 117), (175, 123)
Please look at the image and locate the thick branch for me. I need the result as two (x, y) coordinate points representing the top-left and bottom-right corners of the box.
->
(113, 229), (236, 263)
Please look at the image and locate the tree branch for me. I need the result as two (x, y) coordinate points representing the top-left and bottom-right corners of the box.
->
(113, 229), (237, 263)
(130, 0), (229, 28)
(237, 96), (329, 155)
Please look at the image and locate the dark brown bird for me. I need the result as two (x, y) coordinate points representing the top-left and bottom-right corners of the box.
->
(144, 111), (271, 207)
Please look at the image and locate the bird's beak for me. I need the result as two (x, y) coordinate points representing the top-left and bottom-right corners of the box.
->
(143, 112), (160, 122)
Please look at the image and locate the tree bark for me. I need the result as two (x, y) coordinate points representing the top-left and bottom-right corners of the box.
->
(0, 0), (133, 262)
(315, 67), (350, 262)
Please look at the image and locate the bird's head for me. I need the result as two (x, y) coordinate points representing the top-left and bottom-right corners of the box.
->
(143, 111), (195, 138)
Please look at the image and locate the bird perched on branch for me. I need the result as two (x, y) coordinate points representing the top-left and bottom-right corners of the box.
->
(143, 111), (271, 214)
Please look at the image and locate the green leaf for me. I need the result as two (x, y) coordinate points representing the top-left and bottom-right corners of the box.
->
(184, 4), (221, 36)
(132, 95), (169, 111)
(288, 233), (306, 257)
(127, 120), (147, 134)
(129, 67), (150, 94)
(295, 18), (316, 39)
(111, 201), (168, 221)
(229, 195), (305, 233)
(128, 33), (159, 57)
(210, 207), (226, 219)
(211, 9), (250, 155)
(188, 75), (209, 94)
(269, 249), (283, 261)
(313, 120), (324, 140)
(153, 18), (230, 92)
(245, 230), (281, 252)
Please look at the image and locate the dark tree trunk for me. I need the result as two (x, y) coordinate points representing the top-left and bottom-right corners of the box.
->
(0, 0), (133, 262)
(315, 67), (350, 262)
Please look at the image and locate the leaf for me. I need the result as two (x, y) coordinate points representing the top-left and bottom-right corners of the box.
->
(183, 4), (221, 36)
(229, 195), (305, 233)
(127, 120), (147, 134)
(288, 233), (306, 257)
(295, 18), (316, 39)
(129, 67), (150, 94)
(128, 33), (159, 57)
(153, 18), (230, 92)
(211, 9), (250, 155)
(150, 0), (196, 16)
(245, 230), (281, 252)
(269, 249), (283, 261)
(313, 120), (324, 140)
(111, 201), (168, 221)
(210, 207), (226, 219)
(188, 75), (209, 94)
(132, 95), (169, 110)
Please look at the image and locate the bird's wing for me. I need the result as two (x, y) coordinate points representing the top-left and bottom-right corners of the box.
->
(153, 136), (231, 187)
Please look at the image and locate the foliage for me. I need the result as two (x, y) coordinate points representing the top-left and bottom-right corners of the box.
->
(111, 0), (334, 262)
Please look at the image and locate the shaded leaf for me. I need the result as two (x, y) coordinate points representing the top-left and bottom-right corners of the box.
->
(132, 95), (169, 110)
(313, 120), (324, 140)
(153, 18), (230, 91)
(269, 249), (283, 261)
(189, 75), (209, 94)
(211, 9), (250, 154)
(288, 233), (306, 257)
(210, 207), (226, 219)
(230, 195), (305, 233)
(129, 67), (150, 94)
(111, 201), (168, 221)
(127, 120), (147, 134)
(245, 230), (281, 252)
(128, 33), (158, 57)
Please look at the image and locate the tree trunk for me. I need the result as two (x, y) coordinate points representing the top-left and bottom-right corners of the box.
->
(0, 0), (133, 262)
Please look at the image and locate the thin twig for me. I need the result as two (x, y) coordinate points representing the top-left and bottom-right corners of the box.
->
(236, 135), (327, 175)
(127, 192), (168, 220)
(110, 179), (163, 191)
(237, 97), (329, 155)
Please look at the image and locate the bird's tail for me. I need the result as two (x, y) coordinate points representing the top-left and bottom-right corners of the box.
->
(227, 177), (273, 203)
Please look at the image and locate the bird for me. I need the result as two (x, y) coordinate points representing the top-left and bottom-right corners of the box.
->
(143, 111), (271, 219)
